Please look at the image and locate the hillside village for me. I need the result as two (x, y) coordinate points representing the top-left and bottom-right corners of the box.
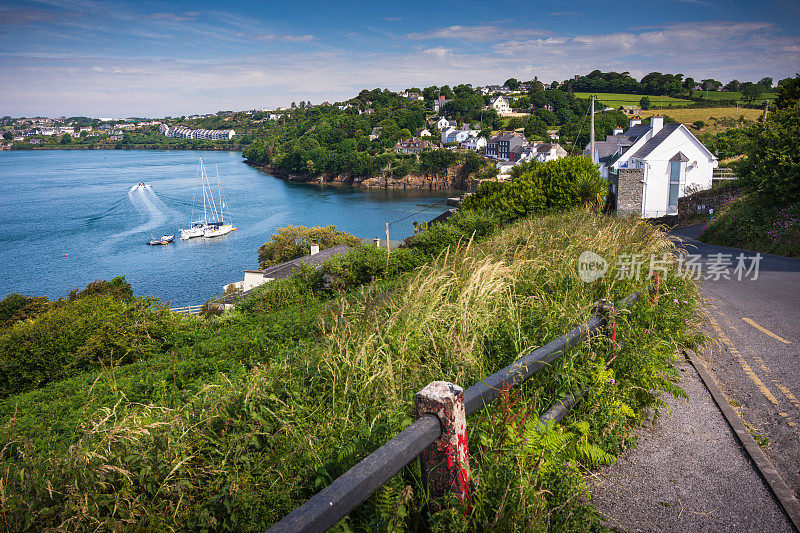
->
(1, 72), (783, 220)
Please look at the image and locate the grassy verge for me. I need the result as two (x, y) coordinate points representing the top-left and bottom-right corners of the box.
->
(700, 194), (800, 257)
(0, 210), (703, 531)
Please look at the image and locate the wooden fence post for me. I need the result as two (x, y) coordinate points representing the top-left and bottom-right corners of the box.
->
(414, 381), (471, 509)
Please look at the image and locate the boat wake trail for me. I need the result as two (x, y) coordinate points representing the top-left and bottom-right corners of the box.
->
(112, 186), (175, 240)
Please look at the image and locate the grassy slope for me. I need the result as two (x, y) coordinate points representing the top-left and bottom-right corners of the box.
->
(640, 107), (763, 135)
(691, 90), (776, 104)
(573, 92), (693, 107)
(0, 210), (703, 531)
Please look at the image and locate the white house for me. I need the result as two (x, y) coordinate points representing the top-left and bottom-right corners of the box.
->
(586, 116), (718, 218)
(436, 117), (457, 131)
(488, 95), (512, 116)
(460, 135), (487, 151)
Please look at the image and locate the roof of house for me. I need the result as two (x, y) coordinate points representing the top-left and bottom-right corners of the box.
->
(261, 244), (354, 280)
(489, 132), (524, 143)
(629, 123), (682, 159)
(534, 143), (566, 153)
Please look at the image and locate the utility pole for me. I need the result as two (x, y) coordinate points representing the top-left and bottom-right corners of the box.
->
(385, 222), (390, 269)
(763, 100), (769, 122)
(589, 96), (595, 164)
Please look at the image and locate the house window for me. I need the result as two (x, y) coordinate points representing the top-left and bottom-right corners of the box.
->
(669, 161), (683, 206)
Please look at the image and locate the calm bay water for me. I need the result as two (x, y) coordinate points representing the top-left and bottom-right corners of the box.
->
(0, 150), (454, 305)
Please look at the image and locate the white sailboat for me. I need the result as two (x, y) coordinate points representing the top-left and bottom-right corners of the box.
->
(203, 163), (233, 238)
(180, 158), (235, 240)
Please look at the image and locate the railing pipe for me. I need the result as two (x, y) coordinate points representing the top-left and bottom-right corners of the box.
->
(268, 415), (441, 533)
(267, 292), (639, 533)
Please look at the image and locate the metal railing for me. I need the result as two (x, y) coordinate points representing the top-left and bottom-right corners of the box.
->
(267, 292), (640, 532)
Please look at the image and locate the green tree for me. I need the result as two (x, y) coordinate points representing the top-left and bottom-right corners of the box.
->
(639, 96), (651, 110)
(2, 131), (12, 140)
(741, 83), (762, 103)
(504, 78), (520, 91)
(724, 79), (741, 92)
(60, 133), (71, 144)
(775, 74), (800, 109)
(737, 95), (800, 202)
(257, 225), (361, 269)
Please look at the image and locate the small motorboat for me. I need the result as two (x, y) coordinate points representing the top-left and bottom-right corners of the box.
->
(147, 234), (174, 245)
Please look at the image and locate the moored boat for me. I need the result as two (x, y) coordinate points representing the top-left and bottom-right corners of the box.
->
(180, 158), (235, 239)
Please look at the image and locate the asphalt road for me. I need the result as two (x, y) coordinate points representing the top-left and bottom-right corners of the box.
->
(671, 225), (800, 500)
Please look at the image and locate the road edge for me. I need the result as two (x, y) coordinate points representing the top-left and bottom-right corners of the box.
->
(683, 348), (800, 531)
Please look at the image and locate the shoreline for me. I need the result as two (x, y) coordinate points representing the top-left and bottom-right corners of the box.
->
(247, 161), (472, 191)
(4, 145), (242, 152)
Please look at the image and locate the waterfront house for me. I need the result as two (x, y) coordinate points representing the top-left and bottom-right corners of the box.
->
(236, 244), (354, 294)
(585, 116), (718, 217)
(394, 137), (435, 154)
(486, 133), (525, 160)
(416, 127), (432, 137)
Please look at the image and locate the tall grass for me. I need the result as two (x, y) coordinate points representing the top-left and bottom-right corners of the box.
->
(0, 210), (703, 531)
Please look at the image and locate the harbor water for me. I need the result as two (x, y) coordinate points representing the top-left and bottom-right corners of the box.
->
(0, 150), (455, 306)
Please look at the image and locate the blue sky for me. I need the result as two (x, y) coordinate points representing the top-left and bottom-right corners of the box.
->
(1, 0), (798, 117)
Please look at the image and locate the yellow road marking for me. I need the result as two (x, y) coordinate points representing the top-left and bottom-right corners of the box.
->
(709, 316), (780, 406)
(774, 381), (800, 411)
(742, 318), (792, 344)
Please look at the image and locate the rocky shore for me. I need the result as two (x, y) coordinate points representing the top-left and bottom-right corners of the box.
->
(251, 162), (473, 191)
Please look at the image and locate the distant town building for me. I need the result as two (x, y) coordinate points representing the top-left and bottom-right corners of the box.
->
(158, 124), (236, 140)
(486, 133), (525, 160)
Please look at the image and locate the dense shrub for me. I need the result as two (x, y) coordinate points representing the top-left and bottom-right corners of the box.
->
(462, 155), (606, 220)
(0, 293), (50, 328)
(0, 291), (177, 398)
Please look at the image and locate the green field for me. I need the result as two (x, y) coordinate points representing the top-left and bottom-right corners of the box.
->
(691, 90), (776, 105)
(573, 92), (694, 108)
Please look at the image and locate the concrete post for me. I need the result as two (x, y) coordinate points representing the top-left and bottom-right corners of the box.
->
(414, 381), (471, 508)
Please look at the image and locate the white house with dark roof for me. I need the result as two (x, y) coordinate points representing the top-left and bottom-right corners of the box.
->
(585, 116), (718, 218)
(436, 117), (457, 131)
(488, 95), (512, 116)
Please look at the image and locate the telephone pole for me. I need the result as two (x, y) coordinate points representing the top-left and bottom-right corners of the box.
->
(589, 96), (596, 164)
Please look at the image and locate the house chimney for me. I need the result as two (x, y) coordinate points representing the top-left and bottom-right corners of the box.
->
(613, 127), (623, 135)
(630, 119), (642, 127)
(310, 239), (320, 255)
(650, 116), (664, 134)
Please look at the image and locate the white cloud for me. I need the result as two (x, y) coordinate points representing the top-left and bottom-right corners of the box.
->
(0, 18), (797, 117)
(408, 25), (548, 42)
(255, 34), (315, 43)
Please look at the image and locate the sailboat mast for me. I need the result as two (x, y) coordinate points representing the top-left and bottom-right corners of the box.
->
(216, 164), (224, 224)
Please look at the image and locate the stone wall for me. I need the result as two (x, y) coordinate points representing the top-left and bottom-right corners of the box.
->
(677, 186), (743, 221)
(617, 169), (644, 217)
